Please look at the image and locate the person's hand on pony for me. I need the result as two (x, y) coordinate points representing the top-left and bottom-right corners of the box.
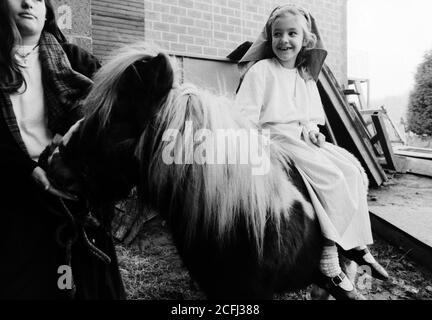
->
(32, 166), (77, 201)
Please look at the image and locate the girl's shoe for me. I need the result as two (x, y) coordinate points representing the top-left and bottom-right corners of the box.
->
(343, 248), (389, 281)
(316, 272), (366, 300)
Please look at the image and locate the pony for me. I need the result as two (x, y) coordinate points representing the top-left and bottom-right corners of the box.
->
(42, 43), (357, 300)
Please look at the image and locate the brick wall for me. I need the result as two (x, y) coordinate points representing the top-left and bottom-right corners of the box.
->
(51, 0), (347, 83)
(52, 0), (92, 51)
(145, 0), (348, 84)
(91, 0), (145, 60)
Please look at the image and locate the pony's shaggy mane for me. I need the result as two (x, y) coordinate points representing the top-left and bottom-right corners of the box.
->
(137, 84), (314, 256)
(82, 42), (169, 128)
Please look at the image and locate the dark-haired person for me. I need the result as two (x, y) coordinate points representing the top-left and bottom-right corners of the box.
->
(0, 0), (125, 299)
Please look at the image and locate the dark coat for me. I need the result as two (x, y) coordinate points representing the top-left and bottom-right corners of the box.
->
(0, 43), (125, 300)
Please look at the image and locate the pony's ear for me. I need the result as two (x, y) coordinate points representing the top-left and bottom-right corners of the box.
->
(117, 53), (174, 121)
(140, 53), (174, 101)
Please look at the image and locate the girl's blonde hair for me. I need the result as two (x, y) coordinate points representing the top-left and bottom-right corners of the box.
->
(266, 6), (317, 80)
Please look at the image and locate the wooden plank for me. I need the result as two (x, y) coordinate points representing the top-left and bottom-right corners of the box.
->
(93, 44), (121, 50)
(93, 19), (144, 31)
(324, 113), (338, 145)
(92, 6), (144, 15)
(92, 0), (144, 12)
(370, 205), (432, 247)
(96, 0), (144, 6)
(93, 38), (142, 47)
(93, 36), (135, 44)
(354, 80), (367, 110)
(92, 15), (144, 27)
(92, 12), (144, 23)
(370, 212), (432, 272)
(381, 109), (406, 144)
(318, 65), (387, 187)
(371, 113), (398, 171)
(352, 103), (383, 157)
(93, 28), (144, 36)
(352, 106), (373, 140)
(93, 28), (144, 39)
(93, 27), (144, 35)
(91, 16), (145, 29)
(92, 5), (144, 19)
(394, 147), (432, 160)
(93, 39), (138, 47)
(368, 173), (432, 271)
(348, 78), (370, 108)
(362, 108), (406, 145)
(91, 0), (145, 60)
(394, 156), (432, 177)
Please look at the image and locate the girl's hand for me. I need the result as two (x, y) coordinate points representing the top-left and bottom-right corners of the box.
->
(31, 167), (78, 201)
(308, 130), (326, 147)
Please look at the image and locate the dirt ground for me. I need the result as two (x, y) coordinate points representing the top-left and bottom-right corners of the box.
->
(367, 173), (432, 209)
(116, 214), (432, 300)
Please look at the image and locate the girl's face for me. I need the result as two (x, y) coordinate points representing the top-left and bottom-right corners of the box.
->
(271, 14), (306, 68)
(7, 0), (46, 40)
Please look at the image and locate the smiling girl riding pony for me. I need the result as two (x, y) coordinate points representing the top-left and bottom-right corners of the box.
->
(236, 4), (389, 299)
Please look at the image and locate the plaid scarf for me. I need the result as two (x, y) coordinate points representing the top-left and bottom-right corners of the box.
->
(0, 32), (93, 154)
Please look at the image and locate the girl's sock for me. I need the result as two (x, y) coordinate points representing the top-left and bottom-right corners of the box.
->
(319, 245), (342, 278)
(320, 245), (354, 291)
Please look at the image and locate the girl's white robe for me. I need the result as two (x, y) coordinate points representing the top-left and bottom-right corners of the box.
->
(235, 58), (373, 250)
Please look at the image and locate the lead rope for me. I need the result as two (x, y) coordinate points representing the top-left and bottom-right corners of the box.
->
(58, 198), (112, 264)
(56, 198), (78, 297)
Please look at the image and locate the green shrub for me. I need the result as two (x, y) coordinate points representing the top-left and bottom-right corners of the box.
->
(407, 50), (432, 135)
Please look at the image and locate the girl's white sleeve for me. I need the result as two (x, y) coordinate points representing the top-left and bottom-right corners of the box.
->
(305, 80), (326, 133)
(235, 65), (265, 125)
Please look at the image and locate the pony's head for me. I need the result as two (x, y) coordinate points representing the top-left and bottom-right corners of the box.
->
(84, 43), (175, 132)
(42, 43), (175, 204)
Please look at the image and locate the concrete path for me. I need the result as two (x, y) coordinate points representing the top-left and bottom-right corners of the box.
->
(369, 206), (432, 247)
(368, 173), (432, 269)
